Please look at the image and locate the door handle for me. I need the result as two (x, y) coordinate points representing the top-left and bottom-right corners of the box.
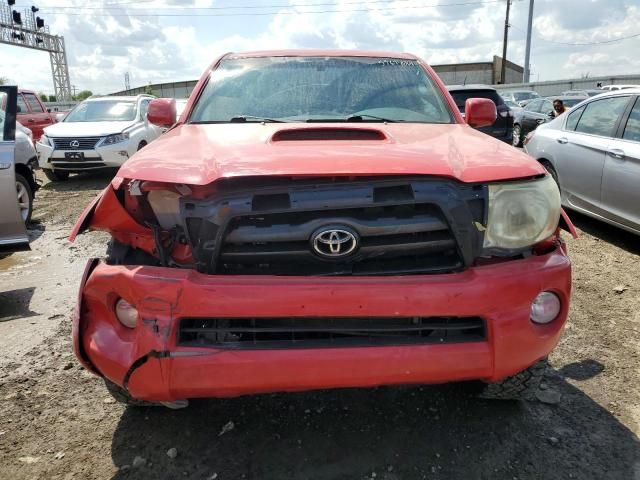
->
(557, 137), (568, 144)
(27, 119), (35, 123)
(536, 119), (545, 124)
(607, 148), (625, 159)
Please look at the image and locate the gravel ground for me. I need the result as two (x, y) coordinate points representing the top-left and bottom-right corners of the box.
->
(0, 171), (639, 480)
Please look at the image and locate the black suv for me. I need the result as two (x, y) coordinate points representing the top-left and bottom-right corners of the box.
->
(446, 85), (513, 143)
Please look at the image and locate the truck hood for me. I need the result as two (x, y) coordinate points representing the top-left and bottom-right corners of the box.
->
(44, 120), (135, 137)
(117, 123), (545, 185)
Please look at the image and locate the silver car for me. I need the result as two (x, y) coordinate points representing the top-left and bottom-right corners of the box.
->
(525, 89), (640, 235)
(0, 86), (29, 252)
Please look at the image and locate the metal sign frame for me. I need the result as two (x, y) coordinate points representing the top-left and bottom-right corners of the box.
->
(0, 4), (72, 101)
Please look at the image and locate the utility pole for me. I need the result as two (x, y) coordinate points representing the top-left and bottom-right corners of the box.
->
(500, 0), (512, 84)
(523, 0), (534, 83)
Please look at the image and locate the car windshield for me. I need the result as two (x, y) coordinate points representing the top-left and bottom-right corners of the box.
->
(560, 98), (583, 108)
(449, 90), (503, 113)
(504, 100), (520, 108)
(189, 56), (454, 124)
(513, 91), (539, 102)
(65, 100), (137, 122)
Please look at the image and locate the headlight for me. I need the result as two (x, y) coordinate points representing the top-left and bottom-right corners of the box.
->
(102, 132), (130, 146)
(484, 175), (561, 251)
(40, 134), (53, 147)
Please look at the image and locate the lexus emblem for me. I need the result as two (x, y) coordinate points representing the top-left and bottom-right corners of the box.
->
(311, 226), (358, 258)
(69, 140), (80, 148)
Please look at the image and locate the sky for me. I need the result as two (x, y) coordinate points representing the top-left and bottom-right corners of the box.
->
(1, 0), (639, 95)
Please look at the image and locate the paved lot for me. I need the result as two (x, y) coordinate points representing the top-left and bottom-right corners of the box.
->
(0, 171), (639, 480)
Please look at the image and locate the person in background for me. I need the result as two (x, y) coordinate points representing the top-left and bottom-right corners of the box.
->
(553, 99), (567, 117)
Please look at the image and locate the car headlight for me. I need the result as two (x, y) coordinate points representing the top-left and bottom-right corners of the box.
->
(40, 134), (53, 147)
(102, 132), (130, 146)
(483, 175), (561, 251)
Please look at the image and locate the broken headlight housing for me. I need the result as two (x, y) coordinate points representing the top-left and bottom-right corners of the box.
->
(483, 175), (561, 252)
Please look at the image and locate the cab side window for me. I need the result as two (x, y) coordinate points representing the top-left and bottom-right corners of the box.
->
(574, 96), (630, 137)
(23, 93), (44, 113)
(140, 99), (151, 120)
(17, 94), (28, 114)
(622, 98), (640, 143)
(565, 106), (585, 131)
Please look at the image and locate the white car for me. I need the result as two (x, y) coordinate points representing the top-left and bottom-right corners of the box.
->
(36, 95), (163, 182)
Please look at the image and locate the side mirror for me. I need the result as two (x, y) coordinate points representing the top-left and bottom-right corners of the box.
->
(464, 98), (497, 128)
(47, 108), (51, 113)
(548, 111), (555, 118)
(147, 98), (176, 128)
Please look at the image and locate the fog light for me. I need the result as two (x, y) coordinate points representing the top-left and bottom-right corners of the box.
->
(530, 291), (561, 324)
(115, 298), (138, 328)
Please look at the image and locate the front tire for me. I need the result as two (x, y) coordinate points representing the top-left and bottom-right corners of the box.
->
(479, 359), (548, 400)
(512, 124), (523, 147)
(15, 174), (33, 225)
(103, 379), (155, 407)
(540, 160), (560, 191)
(43, 169), (70, 182)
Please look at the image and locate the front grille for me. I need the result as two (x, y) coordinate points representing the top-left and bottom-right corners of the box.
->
(181, 177), (487, 276)
(50, 161), (107, 169)
(219, 204), (461, 275)
(51, 137), (102, 150)
(178, 316), (486, 349)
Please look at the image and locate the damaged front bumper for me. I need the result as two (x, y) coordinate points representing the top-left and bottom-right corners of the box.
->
(73, 245), (571, 403)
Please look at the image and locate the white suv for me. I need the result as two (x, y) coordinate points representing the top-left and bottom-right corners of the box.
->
(36, 95), (163, 181)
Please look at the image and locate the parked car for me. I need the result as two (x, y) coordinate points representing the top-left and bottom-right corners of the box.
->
(16, 89), (57, 142)
(70, 50), (571, 408)
(504, 99), (523, 115)
(36, 95), (163, 182)
(0, 86), (30, 253)
(447, 84), (513, 143)
(498, 89), (540, 106)
(512, 96), (585, 147)
(561, 89), (604, 98)
(600, 85), (640, 91)
(525, 88), (640, 235)
(14, 121), (38, 223)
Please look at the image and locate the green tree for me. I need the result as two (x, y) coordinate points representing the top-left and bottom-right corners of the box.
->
(0, 77), (7, 86)
(48, 95), (57, 102)
(143, 85), (157, 96)
(74, 90), (93, 101)
(39, 92), (48, 102)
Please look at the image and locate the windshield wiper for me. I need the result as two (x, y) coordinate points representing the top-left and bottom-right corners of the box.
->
(229, 115), (286, 123)
(346, 114), (398, 123)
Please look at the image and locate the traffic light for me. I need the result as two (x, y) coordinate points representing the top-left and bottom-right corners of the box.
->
(8, 0), (16, 6)
(36, 16), (44, 29)
(31, 6), (39, 13)
(12, 10), (21, 24)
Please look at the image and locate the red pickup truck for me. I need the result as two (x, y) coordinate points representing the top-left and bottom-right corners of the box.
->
(17, 89), (57, 141)
(71, 50), (573, 408)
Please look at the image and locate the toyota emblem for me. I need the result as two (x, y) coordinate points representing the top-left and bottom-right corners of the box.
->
(69, 140), (80, 148)
(311, 226), (358, 258)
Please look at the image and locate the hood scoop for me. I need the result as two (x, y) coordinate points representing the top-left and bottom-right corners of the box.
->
(271, 127), (387, 142)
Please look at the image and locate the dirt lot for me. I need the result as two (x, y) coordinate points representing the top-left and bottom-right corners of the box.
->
(1, 172), (639, 480)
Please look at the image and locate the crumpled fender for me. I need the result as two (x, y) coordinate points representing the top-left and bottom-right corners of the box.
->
(560, 208), (578, 239)
(69, 185), (150, 241)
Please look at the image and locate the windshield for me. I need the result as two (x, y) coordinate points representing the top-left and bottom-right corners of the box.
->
(560, 98), (583, 108)
(190, 56), (454, 124)
(513, 91), (539, 102)
(65, 100), (137, 122)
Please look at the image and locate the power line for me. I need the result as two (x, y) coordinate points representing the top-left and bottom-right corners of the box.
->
(37, 0), (498, 10)
(38, 0), (515, 16)
(510, 24), (640, 46)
